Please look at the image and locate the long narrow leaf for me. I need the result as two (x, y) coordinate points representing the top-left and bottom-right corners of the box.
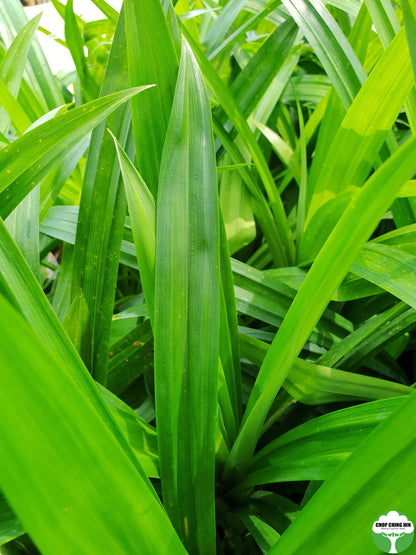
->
(184, 29), (295, 266)
(0, 295), (185, 555)
(71, 10), (137, 384)
(281, 0), (365, 108)
(268, 390), (416, 553)
(125, 0), (179, 195)
(112, 134), (156, 324)
(224, 135), (416, 478)
(305, 28), (413, 228)
(0, 86), (153, 220)
(155, 39), (220, 553)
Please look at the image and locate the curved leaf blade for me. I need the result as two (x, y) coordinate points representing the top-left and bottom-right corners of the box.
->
(0, 86), (153, 220)
(0, 295), (185, 555)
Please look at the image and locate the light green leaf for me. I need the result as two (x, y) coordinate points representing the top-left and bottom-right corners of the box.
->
(112, 133), (156, 324)
(63, 289), (89, 354)
(220, 161), (256, 255)
(403, 0), (416, 83)
(0, 13), (40, 132)
(281, 0), (365, 108)
(65, 0), (99, 101)
(351, 243), (416, 310)
(89, 0), (119, 24)
(305, 28), (413, 229)
(0, 0), (64, 110)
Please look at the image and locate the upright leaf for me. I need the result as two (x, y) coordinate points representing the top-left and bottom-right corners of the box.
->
(403, 0), (416, 83)
(0, 13), (40, 133)
(0, 0), (64, 110)
(184, 30), (295, 266)
(281, 0), (366, 108)
(71, 9), (140, 384)
(304, 28), (413, 231)
(155, 39), (220, 554)
(125, 0), (179, 195)
(65, 0), (100, 101)
(112, 135), (156, 324)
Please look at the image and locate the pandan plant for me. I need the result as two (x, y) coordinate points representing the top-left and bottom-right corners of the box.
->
(1, 0), (416, 553)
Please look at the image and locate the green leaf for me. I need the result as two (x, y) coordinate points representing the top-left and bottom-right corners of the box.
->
(71, 10), (138, 384)
(125, 0), (179, 195)
(89, 0), (119, 24)
(0, 79), (31, 135)
(213, 116), (290, 266)
(0, 295), (185, 555)
(228, 19), (298, 119)
(218, 215), (243, 445)
(0, 86), (153, 221)
(240, 333), (411, 405)
(204, 0), (247, 55)
(241, 513), (280, 553)
(220, 161), (256, 255)
(63, 289), (89, 354)
(111, 133), (156, 324)
(241, 397), (404, 487)
(39, 137), (89, 219)
(232, 258), (352, 346)
(281, 0), (365, 108)
(318, 301), (415, 371)
(207, 0), (284, 61)
(65, 0), (100, 101)
(224, 134), (416, 478)
(107, 320), (154, 396)
(351, 243), (416, 310)
(97, 384), (159, 479)
(365, 0), (400, 49)
(0, 212), (155, 485)
(0, 13), (40, 132)
(184, 29), (295, 266)
(0, 0), (64, 110)
(268, 390), (416, 554)
(0, 492), (24, 546)
(403, 0), (416, 91)
(305, 28), (413, 229)
(155, 39), (219, 553)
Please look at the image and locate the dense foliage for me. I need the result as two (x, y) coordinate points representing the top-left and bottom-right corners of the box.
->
(1, 0), (416, 553)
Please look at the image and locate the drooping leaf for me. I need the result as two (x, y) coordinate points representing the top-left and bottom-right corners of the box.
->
(241, 397), (405, 487)
(0, 86), (153, 221)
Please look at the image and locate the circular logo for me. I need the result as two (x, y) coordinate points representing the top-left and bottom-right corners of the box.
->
(372, 511), (414, 553)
